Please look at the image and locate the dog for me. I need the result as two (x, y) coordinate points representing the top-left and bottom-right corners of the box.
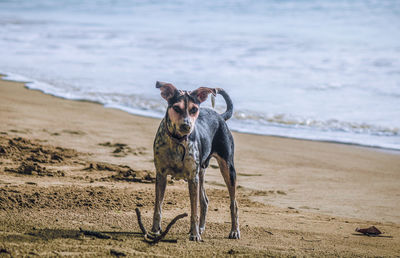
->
(151, 81), (240, 241)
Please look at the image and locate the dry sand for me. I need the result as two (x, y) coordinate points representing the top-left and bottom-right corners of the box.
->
(1, 75), (400, 256)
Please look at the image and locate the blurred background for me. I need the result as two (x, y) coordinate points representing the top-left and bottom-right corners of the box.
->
(0, 0), (399, 149)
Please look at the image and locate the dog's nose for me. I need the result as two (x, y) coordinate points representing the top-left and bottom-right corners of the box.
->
(180, 123), (191, 132)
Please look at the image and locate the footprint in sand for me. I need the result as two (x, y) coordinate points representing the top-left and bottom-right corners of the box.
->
(43, 129), (85, 136)
(98, 142), (147, 157)
(62, 130), (86, 136)
(237, 173), (262, 177)
(9, 129), (31, 134)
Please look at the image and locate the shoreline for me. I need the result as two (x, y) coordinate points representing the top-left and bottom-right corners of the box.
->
(1, 73), (399, 154)
(1, 75), (400, 256)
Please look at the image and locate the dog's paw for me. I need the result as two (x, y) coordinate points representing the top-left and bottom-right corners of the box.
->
(199, 226), (205, 235)
(228, 229), (240, 239)
(189, 233), (203, 242)
(148, 230), (161, 239)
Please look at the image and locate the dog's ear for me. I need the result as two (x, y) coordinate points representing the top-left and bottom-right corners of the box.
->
(190, 87), (216, 103)
(156, 81), (178, 101)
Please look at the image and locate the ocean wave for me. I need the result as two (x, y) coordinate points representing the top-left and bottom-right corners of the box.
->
(3, 71), (398, 139)
(233, 111), (399, 137)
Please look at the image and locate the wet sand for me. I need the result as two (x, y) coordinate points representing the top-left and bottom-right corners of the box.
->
(1, 76), (399, 256)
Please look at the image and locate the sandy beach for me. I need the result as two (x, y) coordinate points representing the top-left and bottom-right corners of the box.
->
(1, 76), (400, 256)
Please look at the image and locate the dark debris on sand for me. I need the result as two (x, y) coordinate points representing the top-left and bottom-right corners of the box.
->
(85, 162), (155, 183)
(5, 161), (65, 177)
(98, 142), (147, 157)
(0, 136), (77, 177)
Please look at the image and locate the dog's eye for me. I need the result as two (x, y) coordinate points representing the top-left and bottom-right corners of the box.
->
(173, 106), (182, 114)
(189, 107), (198, 114)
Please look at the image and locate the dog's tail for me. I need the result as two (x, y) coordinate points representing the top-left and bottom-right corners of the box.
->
(215, 88), (233, 121)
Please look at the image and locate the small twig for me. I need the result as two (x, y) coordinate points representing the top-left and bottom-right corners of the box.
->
(135, 208), (188, 244)
(301, 236), (321, 242)
(98, 231), (142, 236)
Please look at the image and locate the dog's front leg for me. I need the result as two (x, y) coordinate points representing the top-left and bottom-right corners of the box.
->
(151, 172), (167, 235)
(188, 175), (202, 241)
(199, 168), (208, 235)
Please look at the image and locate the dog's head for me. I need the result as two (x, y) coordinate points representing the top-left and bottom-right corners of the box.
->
(156, 81), (216, 137)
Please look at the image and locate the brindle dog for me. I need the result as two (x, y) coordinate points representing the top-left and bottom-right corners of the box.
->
(152, 81), (240, 241)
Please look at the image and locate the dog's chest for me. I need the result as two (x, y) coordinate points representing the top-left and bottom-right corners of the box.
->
(154, 135), (200, 180)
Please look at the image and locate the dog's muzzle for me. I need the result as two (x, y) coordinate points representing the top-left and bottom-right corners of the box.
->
(179, 123), (191, 133)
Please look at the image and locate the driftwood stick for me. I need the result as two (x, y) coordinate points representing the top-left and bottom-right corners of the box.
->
(135, 208), (148, 236)
(135, 208), (188, 244)
(149, 212), (188, 244)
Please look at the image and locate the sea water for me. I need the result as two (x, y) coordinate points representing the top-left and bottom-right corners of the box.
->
(1, 0), (399, 150)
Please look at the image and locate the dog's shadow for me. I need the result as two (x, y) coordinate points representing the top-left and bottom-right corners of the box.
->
(24, 228), (143, 241)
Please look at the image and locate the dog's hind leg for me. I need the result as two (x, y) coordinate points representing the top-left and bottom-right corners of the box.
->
(151, 173), (167, 235)
(215, 156), (240, 239)
(199, 168), (209, 235)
